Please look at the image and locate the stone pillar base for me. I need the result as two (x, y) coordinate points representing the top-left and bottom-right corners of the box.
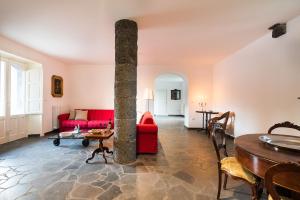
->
(113, 139), (136, 164)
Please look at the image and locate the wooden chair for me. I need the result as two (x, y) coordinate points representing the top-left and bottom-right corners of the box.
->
(208, 111), (230, 137)
(265, 162), (300, 200)
(268, 121), (300, 134)
(211, 127), (259, 200)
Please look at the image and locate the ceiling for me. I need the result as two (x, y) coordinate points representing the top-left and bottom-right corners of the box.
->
(0, 0), (299, 66)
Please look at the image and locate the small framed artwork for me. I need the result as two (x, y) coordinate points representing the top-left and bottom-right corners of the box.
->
(171, 89), (181, 100)
(51, 75), (63, 97)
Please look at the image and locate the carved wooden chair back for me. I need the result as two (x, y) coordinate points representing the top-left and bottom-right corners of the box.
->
(268, 121), (300, 134)
(208, 111), (230, 133)
(265, 162), (300, 200)
(211, 127), (228, 163)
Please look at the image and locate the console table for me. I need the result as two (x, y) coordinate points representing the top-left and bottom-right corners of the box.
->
(196, 110), (219, 134)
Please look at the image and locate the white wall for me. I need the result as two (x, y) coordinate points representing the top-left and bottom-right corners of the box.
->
(0, 35), (70, 134)
(213, 16), (300, 137)
(68, 65), (114, 109)
(154, 80), (184, 116)
(68, 64), (213, 128)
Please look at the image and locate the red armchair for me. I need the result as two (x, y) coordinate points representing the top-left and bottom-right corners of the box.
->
(136, 112), (158, 154)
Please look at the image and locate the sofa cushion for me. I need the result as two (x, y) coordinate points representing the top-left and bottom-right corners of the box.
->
(68, 110), (76, 120)
(75, 110), (88, 120)
(139, 111), (151, 124)
(141, 114), (154, 124)
(87, 120), (110, 129)
(62, 120), (88, 128)
(88, 110), (114, 121)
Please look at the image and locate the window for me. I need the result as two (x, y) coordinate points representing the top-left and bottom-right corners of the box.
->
(10, 63), (25, 115)
(0, 61), (5, 116)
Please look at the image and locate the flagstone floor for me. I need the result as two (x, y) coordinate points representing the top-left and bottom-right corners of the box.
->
(0, 116), (266, 200)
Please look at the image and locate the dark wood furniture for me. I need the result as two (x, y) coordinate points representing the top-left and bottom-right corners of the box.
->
(196, 110), (219, 135)
(85, 130), (114, 164)
(235, 134), (300, 178)
(235, 134), (300, 190)
(265, 163), (300, 200)
(211, 128), (259, 200)
(208, 111), (230, 137)
(268, 121), (300, 134)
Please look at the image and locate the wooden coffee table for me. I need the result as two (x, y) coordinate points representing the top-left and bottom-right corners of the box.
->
(85, 130), (114, 164)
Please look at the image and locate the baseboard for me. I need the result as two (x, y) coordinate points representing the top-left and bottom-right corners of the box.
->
(44, 129), (59, 136)
(183, 125), (205, 130)
(27, 134), (40, 138)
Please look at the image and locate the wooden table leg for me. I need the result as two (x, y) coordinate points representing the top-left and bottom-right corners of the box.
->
(99, 140), (107, 164)
(86, 148), (102, 163)
(86, 139), (113, 164)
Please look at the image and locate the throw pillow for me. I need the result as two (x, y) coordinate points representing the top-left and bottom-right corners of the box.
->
(68, 110), (76, 120)
(75, 110), (88, 120)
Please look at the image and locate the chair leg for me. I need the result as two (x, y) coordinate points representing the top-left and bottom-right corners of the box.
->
(250, 184), (258, 200)
(223, 174), (228, 190)
(257, 178), (263, 200)
(217, 170), (222, 200)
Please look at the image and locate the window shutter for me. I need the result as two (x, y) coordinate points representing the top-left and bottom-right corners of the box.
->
(26, 68), (42, 114)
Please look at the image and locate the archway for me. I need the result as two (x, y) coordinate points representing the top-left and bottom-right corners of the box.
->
(153, 73), (188, 124)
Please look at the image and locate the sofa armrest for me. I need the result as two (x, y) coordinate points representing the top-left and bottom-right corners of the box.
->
(58, 113), (70, 131)
(137, 124), (158, 134)
(58, 113), (70, 121)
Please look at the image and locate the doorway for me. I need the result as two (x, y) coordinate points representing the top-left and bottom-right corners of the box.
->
(154, 73), (187, 118)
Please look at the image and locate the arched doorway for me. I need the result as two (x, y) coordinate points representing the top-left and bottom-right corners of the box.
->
(153, 73), (188, 123)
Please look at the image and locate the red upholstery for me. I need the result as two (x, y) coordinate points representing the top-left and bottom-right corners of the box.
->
(87, 120), (110, 129)
(62, 120), (88, 128)
(87, 110), (114, 121)
(136, 112), (158, 154)
(58, 109), (114, 132)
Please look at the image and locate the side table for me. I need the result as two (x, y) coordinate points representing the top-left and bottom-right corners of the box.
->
(195, 110), (219, 135)
(84, 130), (114, 164)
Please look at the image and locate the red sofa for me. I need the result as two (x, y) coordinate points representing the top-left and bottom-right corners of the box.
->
(58, 109), (114, 132)
(136, 112), (158, 154)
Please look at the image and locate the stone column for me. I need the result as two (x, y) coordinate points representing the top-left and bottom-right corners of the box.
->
(114, 19), (138, 164)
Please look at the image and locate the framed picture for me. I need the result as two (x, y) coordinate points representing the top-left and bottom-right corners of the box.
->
(171, 89), (181, 100)
(51, 75), (63, 97)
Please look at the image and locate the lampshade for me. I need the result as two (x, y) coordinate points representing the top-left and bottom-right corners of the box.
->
(143, 88), (153, 100)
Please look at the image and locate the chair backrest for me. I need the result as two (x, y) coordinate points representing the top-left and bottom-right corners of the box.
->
(208, 111), (230, 132)
(268, 121), (300, 134)
(211, 127), (228, 162)
(265, 162), (300, 200)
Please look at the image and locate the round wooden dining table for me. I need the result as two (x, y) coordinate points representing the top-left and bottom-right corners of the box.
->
(235, 134), (300, 193)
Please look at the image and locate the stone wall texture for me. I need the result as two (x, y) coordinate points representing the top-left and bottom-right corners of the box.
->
(114, 19), (138, 164)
